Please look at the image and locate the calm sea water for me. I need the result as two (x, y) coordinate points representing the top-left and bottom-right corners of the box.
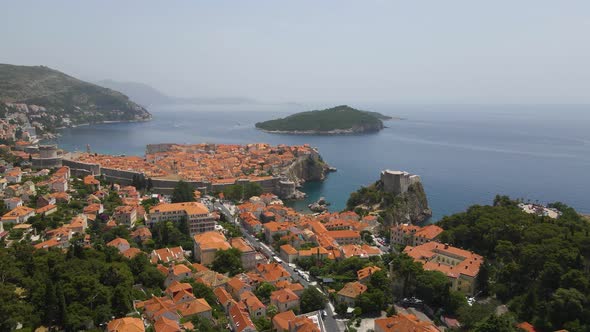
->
(49, 104), (590, 220)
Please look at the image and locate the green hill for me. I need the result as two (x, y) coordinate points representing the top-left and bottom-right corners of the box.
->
(255, 105), (392, 134)
(0, 64), (151, 132)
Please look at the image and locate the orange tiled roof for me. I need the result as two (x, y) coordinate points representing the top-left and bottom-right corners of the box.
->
(107, 317), (145, 332)
(337, 281), (367, 299)
(404, 242), (483, 278)
(374, 313), (440, 332)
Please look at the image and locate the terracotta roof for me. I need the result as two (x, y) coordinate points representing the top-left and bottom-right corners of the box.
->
(270, 288), (299, 304)
(374, 314), (440, 332)
(107, 317), (145, 332)
(280, 244), (298, 255)
(107, 237), (129, 248)
(414, 225), (444, 239)
(229, 300), (256, 332)
(194, 231), (231, 251)
(273, 310), (297, 331)
(337, 281), (367, 299)
(357, 266), (382, 281)
(516, 322), (537, 332)
(153, 316), (180, 332)
(404, 242), (483, 278)
(175, 298), (212, 316)
(151, 202), (209, 215)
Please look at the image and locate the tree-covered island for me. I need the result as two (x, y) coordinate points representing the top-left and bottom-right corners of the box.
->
(255, 105), (396, 135)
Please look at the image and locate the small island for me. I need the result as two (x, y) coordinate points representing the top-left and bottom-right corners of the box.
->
(255, 105), (395, 135)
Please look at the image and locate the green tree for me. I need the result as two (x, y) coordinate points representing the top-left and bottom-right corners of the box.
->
(210, 248), (243, 276)
(171, 181), (195, 203)
(300, 287), (327, 313)
(254, 282), (276, 303)
(474, 314), (516, 332)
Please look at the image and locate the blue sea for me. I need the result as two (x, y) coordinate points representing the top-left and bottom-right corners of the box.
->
(49, 104), (590, 220)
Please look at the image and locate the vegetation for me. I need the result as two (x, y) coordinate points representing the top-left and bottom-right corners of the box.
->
(0, 242), (162, 331)
(151, 220), (193, 250)
(222, 182), (263, 201)
(0, 64), (151, 132)
(300, 287), (327, 313)
(210, 248), (243, 276)
(438, 197), (590, 331)
(171, 181), (196, 203)
(255, 105), (389, 133)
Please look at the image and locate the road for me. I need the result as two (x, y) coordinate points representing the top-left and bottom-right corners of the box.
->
(213, 200), (343, 332)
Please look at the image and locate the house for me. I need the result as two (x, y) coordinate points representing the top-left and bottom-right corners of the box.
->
(340, 244), (382, 259)
(83, 175), (101, 190)
(122, 247), (142, 259)
(357, 266), (382, 284)
(228, 300), (257, 332)
(36, 194), (56, 208)
(230, 237), (257, 270)
(240, 291), (266, 318)
(5, 167), (22, 183)
(50, 178), (68, 192)
(271, 288), (300, 312)
(256, 262), (291, 285)
(1, 206), (35, 224)
(114, 205), (138, 227)
(263, 221), (292, 243)
(150, 246), (185, 264)
(404, 242), (483, 295)
(4, 197), (23, 210)
(131, 227), (152, 242)
(374, 313), (440, 332)
(214, 287), (233, 312)
(67, 215), (88, 233)
(83, 203), (104, 215)
(107, 237), (130, 253)
(36, 204), (58, 216)
(273, 310), (297, 332)
(193, 231), (231, 265)
(149, 202), (215, 236)
(164, 264), (193, 287)
(153, 316), (181, 332)
(337, 282), (367, 307)
(391, 224), (443, 247)
(175, 297), (212, 320)
(107, 317), (145, 332)
(326, 230), (361, 245)
(49, 192), (71, 203)
(280, 244), (299, 264)
(226, 276), (252, 300)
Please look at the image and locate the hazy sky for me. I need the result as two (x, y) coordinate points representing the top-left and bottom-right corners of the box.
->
(2, 0), (590, 104)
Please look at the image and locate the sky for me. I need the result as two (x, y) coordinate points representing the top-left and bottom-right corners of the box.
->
(1, 0), (590, 104)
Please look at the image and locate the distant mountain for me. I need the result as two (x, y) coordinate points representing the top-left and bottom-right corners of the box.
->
(96, 79), (258, 106)
(255, 105), (394, 135)
(0, 64), (151, 131)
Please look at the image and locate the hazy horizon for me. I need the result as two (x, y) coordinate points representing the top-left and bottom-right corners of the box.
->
(2, 1), (590, 105)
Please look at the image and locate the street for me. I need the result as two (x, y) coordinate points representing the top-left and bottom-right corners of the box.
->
(213, 200), (344, 332)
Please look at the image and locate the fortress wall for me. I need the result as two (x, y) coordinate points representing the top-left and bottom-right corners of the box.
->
(101, 167), (145, 181)
(31, 157), (63, 169)
(145, 143), (176, 154)
(63, 159), (101, 175)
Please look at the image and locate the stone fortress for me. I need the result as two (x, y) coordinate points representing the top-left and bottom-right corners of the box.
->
(380, 169), (422, 195)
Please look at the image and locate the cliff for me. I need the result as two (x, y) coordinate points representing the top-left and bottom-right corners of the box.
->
(346, 179), (432, 225)
(283, 150), (330, 187)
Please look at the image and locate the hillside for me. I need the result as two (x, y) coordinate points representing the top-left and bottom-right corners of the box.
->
(0, 64), (151, 133)
(255, 105), (393, 134)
